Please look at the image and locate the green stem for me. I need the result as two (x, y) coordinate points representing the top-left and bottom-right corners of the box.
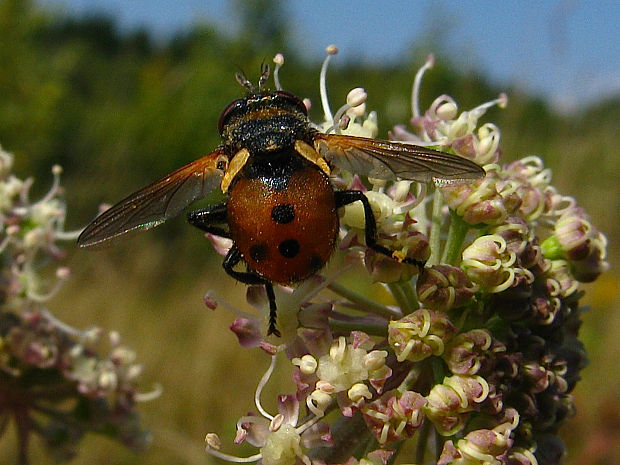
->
(430, 356), (447, 385)
(386, 440), (405, 465)
(440, 211), (471, 265)
(358, 434), (380, 458)
(415, 419), (431, 464)
(427, 188), (445, 266)
(329, 318), (387, 337)
(397, 365), (423, 393)
(387, 280), (418, 315)
(328, 282), (399, 319)
(310, 412), (371, 464)
(435, 428), (444, 463)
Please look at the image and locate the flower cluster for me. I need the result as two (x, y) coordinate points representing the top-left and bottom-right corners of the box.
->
(203, 48), (607, 465)
(0, 146), (152, 464)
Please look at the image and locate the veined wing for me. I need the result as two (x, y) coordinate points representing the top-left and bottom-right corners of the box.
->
(78, 149), (228, 247)
(314, 133), (485, 183)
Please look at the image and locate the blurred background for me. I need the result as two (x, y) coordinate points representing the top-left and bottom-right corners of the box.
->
(1, 0), (619, 463)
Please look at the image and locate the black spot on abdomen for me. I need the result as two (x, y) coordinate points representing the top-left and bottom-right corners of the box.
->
(271, 204), (295, 224)
(250, 243), (269, 262)
(278, 239), (300, 258)
(310, 254), (324, 272)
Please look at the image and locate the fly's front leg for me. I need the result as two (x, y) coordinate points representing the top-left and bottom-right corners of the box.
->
(187, 202), (229, 237)
(335, 190), (426, 270)
(222, 245), (281, 337)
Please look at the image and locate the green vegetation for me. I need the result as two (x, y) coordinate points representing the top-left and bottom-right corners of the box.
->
(1, 0), (618, 463)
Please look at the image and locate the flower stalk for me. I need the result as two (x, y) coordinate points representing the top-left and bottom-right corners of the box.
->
(440, 211), (473, 266)
(0, 146), (152, 464)
(427, 188), (445, 266)
(203, 48), (607, 465)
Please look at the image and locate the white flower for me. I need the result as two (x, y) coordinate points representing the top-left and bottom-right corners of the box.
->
(305, 334), (391, 417)
(205, 355), (332, 465)
(314, 47), (378, 139)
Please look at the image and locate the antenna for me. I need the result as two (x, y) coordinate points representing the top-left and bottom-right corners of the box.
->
(234, 65), (271, 93)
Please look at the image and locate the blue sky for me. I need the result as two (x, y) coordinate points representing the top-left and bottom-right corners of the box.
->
(40, 0), (620, 113)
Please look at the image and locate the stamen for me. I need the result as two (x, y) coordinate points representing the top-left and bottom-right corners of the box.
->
(26, 266), (70, 303)
(40, 308), (87, 337)
(330, 103), (350, 131)
(346, 87), (367, 108)
(470, 93), (509, 119)
(203, 289), (256, 320)
(320, 45), (339, 122)
(254, 354), (278, 420)
(269, 413), (285, 431)
(412, 54), (435, 118)
(37, 165), (63, 205)
(18, 164), (62, 210)
(408, 182), (427, 211)
(326, 88), (365, 134)
(135, 383), (163, 402)
(54, 229), (82, 241)
(205, 446), (263, 464)
(338, 114), (351, 130)
(15, 176), (33, 205)
(295, 414), (322, 435)
(272, 53), (284, 90)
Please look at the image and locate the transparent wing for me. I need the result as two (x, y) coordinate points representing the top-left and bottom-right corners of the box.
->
(314, 133), (485, 183)
(78, 149), (228, 247)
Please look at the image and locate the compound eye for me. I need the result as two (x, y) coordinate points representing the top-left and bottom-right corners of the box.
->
(274, 90), (308, 115)
(218, 98), (245, 134)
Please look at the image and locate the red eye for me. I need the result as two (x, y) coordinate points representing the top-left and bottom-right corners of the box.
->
(274, 91), (307, 115)
(218, 98), (245, 134)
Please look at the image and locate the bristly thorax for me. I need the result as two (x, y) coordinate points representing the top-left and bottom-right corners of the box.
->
(220, 93), (311, 156)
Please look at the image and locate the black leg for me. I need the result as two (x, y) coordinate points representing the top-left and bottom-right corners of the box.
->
(223, 246), (266, 285)
(335, 190), (426, 270)
(264, 283), (280, 337)
(222, 246), (281, 337)
(187, 202), (230, 237)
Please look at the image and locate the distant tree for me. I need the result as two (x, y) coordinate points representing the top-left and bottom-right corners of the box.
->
(231, 0), (289, 57)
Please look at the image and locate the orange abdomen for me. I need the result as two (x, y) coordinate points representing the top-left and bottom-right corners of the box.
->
(227, 166), (338, 284)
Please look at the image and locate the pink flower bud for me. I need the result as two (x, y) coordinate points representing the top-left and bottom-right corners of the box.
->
(417, 265), (475, 311)
(388, 309), (456, 362)
(361, 390), (427, 445)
